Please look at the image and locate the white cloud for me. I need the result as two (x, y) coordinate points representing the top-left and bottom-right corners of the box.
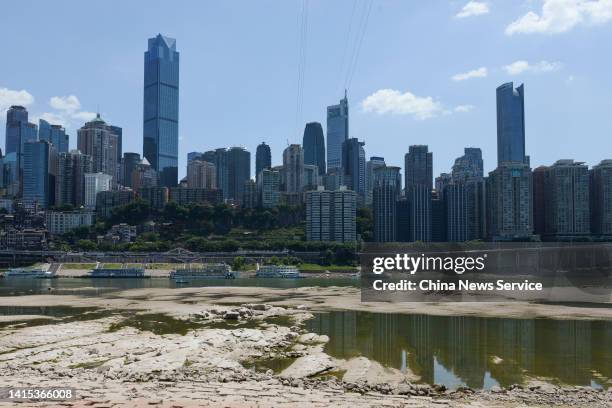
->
(70, 111), (97, 122)
(506, 0), (612, 35)
(43, 95), (96, 127)
(49, 95), (81, 113)
(503, 60), (562, 75)
(361, 89), (443, 120)
(456, 1), (490, 18)
(454, 104), (475, 113)
(452, 67), (488, 81)
(0, 88), (34, 114)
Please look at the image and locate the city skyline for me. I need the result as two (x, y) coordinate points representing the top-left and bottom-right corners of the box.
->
(1, 1), (612, 180)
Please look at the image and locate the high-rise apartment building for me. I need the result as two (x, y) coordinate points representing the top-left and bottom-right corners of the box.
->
(541, 160), (590, 240)
(56, 150), (93, 207)
(452, 147), (483, 182)
(496, 82), (526, 165)
(242, 179), (257, 209)
(326, 91), (348, 171)
(532, 166), (547, 237)
(306, 186), (356, 242)
(257, 168), (281, 208)
(303, 164), (320, 191)
(282, 144), (304, 193)
(77, 114), (120, 184)
(590, 160), (612, 237)
(487, 163), (533, 240)
(303, 122), (326, 176)
(187, 160), (216, 189)
(143, 34), (179, 187)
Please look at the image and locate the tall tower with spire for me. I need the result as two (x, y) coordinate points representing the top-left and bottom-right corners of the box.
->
(143, 34), (180, 187)
(326, 91), (349, 173)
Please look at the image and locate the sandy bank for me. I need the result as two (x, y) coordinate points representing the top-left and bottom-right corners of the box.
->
(1, 285), (611, 321)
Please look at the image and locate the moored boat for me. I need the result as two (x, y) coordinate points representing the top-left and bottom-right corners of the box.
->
(170, 263), (236, 280)
(255, 264), (301, 278)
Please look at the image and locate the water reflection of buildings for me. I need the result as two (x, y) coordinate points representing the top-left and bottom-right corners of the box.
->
(306, 312), (612, 389)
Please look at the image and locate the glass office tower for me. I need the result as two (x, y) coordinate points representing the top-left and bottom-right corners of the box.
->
(5, 105), (29, 155)
(303, 122), (326, 177)
(143, 34), (179, 187)
(39, 119), (69, 153)
(496, 82), (526, 165)
(326, 91), (349, 172)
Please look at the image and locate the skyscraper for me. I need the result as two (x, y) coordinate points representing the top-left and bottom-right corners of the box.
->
(84, 173), (112, 209)
(405, 145), (433, 190)
(187, 160), (216, 189)
(342, 138), (366, 203)
(23, 140), (56, 209)
(590, 160), (612, 237)
(306, 186), (356, 242)
(372, 166), (401, 242)
(227, 147), (250, 202)
(532, 166), (547, 237)
(77, 114), (120, 184)
(444, 183), (468, 242)
(255, 142), (272, 177)
(56, 150), (93, 207)
(109, 125), (123, 163)
(303, 164), (320, 191)
(121, 152), (141, 188)
(38, 119), (69, 153)
(365, 156), (385, 206)
(5, 105), (29, 156)
(242, 179), (257, 209)
(143, 34), (179, 187)
(452, 147), (483, 182)
(282, 144), (304, 193)
(326, 91), (348, 171)
(257, 168), (281, 208)
(404, 145), (432, 242)
(496, 82), (526, 165)
(487, 163), (533, 240)
(203, 148), (229, 199)
(543, 160), (590, 240)
(303, 122), (326, 176)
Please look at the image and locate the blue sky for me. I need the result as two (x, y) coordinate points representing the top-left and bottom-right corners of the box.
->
(1, 0), (611, 180)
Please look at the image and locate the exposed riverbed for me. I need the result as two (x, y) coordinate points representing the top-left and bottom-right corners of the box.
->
(0, 279), (610, 407)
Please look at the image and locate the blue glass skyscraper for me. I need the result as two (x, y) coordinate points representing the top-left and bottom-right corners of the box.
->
(23, 140), (56, 209)
(326, 91), (349, 172)
(496, 82), (526, 165)
(5, 105), (28, 155)
(39, 119), (69, 153)
(303, 122), (326, 177)
(255, 142), (271, 177)
(5, 106), (37, 174)
(143, 34), (179, 187)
